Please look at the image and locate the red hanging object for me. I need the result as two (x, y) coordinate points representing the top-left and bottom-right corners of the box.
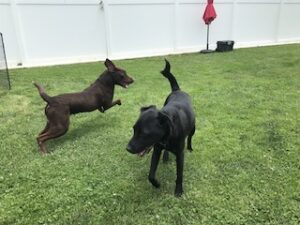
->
(202, 0), (217, 25)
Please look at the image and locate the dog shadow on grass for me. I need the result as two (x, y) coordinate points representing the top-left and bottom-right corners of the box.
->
(128, 155), (179, 199)
(43, 113), (121, 153)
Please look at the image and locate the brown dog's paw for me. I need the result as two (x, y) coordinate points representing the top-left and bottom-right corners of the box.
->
(116, 99), (122, 105)
(39, 146), (48, 155)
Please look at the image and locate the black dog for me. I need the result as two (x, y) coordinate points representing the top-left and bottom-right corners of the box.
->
(127, 59), (195, 197)
(34, 59), (134, 153)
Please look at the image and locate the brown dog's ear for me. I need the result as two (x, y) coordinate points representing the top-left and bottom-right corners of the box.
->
(140, 105), (156, 112)
(104, 58), (116, 72)
(158, 111), (174, 138)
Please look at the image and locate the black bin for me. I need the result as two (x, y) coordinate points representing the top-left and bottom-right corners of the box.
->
(216, 40), (235, 52)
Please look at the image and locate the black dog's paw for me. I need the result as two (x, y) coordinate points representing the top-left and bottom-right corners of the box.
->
(174, 188), (183, 197)
(149, 178), (160, 188)
(174, 184), (183, 197)
(175, 191), (183, 198)
(187, 146), (193, 152)
(187, 143), (193, 152)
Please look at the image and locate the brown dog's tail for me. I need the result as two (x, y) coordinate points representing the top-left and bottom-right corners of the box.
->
(33, 82), (53, 104)
(160, 59), (180, 92)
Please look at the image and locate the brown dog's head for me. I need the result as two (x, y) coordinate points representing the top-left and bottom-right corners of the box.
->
(104, 59), (134, 88)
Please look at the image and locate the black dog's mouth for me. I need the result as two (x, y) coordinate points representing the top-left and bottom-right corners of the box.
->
(137, 145), (153, 157)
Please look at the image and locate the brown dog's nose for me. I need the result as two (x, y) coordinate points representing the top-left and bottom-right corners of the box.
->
(128, 77), (134, 84)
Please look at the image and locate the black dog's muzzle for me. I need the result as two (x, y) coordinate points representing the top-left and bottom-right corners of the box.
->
(126, 143), (135, 154)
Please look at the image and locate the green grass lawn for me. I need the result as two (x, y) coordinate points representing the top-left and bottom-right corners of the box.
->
(0, 44), (299, 225)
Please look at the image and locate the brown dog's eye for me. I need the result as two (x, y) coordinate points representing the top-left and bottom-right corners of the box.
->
(118, 72), (125, 78)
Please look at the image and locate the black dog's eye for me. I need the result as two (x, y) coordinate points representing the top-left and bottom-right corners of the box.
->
(141, 128), (151, 136)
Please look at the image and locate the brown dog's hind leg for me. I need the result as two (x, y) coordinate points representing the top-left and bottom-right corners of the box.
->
(39, 122), (50, 135)
(37, 123), (69, 154)
(37, 107), (70, 153)
(38, 105), (51, 135)
(36, 137), (47, 154)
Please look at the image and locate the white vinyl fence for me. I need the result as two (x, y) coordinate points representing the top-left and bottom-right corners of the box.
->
(1, 0), (300, 67)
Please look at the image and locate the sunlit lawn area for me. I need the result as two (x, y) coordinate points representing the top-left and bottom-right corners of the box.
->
(0, 44), (299, 225)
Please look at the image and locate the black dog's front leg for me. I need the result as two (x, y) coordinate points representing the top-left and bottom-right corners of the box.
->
(99, 99), (122, 113)
(148, 145), (163, 188)
(175, 151), (184, 197)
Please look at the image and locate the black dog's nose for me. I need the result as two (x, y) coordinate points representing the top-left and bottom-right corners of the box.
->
(126, 143), (134, 153)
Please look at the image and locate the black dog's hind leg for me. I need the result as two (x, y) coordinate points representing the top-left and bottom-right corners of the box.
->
(175, 150), (184, 197)
(162, 150), (169, 163)
(187, 125), (195, 151)
(148, 144), (163, 188)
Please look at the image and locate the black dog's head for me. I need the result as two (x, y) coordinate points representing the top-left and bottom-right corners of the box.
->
(127, 105), (173, 157)
(104, 59), (134, 88)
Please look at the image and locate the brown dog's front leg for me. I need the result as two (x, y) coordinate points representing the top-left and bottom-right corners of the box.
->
(101, 99), (122, 112)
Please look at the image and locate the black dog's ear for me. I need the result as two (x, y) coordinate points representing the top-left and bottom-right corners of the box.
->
(158, 111), (174, 137)
(158, 111), (171, 124)
(140, 105), (156, 112)
(104, 58), (116, 72)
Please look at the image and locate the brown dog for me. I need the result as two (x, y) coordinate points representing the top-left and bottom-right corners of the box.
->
(34, 59), (134, 153)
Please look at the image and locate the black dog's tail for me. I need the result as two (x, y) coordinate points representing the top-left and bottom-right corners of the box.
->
(160, 59), (180, 92)
(33, 82), (53, 104)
